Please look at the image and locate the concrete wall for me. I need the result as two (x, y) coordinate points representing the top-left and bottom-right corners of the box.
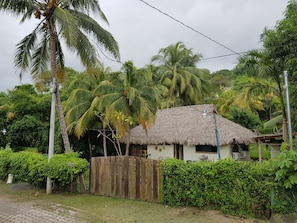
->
(147, 145), (174, 160)
(147, 144), (232, 162)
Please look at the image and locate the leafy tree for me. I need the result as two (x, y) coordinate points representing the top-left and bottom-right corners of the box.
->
(0, 84), (50, 152)
(227, 107), (262, 131)
(0, 0), (120, 152)
(235, 49), (288, 141)
(151, 42), (210, 106)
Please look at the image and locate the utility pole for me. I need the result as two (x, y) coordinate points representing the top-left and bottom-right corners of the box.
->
(46, 79), (57, 194)
(284, 71), (293, 150)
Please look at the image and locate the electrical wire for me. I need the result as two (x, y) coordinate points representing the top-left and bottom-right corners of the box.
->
(138, 0), (240, 56)
(94, 0), (295, 66)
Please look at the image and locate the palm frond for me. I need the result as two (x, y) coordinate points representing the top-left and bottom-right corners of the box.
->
(72, 10), (120, 60)
(54, 7), (79, 47)
(64, 0), (108, 23)
(0, 0), (36, 16)
(31, 27), (49, 78)
(14, 29), (38, 78)
(74, 31), (97, 67)
(263, 115), (283, 129)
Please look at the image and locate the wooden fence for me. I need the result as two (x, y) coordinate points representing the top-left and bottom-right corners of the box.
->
(90, 156), (162, 202)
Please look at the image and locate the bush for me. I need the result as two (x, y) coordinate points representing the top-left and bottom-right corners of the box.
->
(44, 152), (89, 189)
(161, 158), (274, 218)
(0, 148), (89, 190)
(271, 149), (297, 213)
(0, 148), (13, 180)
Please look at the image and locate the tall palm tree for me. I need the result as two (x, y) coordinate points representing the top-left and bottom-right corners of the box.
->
(0, 0), (120, 152)
(151, 41), (209, 106)
(64, 64), (110, 156)
(95, 61), (160, 155)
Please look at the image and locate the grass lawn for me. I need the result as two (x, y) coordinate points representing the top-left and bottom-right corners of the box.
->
(0, 181), (268, 223)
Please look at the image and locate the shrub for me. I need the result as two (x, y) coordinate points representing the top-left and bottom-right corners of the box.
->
(0, 148), (89, 191)
(44, 152), (89, 189)
(161, 158), (274, 218)
(0, 148), (13, 180)
(271, 149), (297, 213)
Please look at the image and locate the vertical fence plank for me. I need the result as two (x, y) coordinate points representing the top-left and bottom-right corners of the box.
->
(95, 157), (100, 194)
(146, 159), (153, 202)
(139, 158), (148, 200)
(111, 156), (117, 197)
(90, 158), (95, 193)
(122, 157), (129, 198)
(99, 157), (105, 195)
(155, 160), (162, 202)
(105, 157), (111, 196)
(135, 157), (141, 200)
(129, 157), (137, 199)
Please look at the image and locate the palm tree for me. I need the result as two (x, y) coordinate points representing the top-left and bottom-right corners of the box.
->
(151, 42), (209, 106)
(95, 61), (160, 155)
(235, 50), (289, 141)
(64, 64), (110, 156)
(0, 1), (120, 152)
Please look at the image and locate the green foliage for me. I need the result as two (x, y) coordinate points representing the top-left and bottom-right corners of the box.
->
(270, 149), (297, 213)
(0, 84), (50, 152)
(44, 152), (89, 187)
(227, 107), (262, 131)
(161, 158), (274, 218)
(0, 148), (89, 190)
(0, 148), (13, 180)
(162, 153), (297, 216)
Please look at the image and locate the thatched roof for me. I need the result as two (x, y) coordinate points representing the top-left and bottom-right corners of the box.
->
(121, 104), (257, 146)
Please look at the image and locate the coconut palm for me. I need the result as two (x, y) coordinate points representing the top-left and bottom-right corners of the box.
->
(0, 0), (120, 152)
(64, 65), (111, 156)
(151, 42), (209, 106)
(95, 61), (160, 155)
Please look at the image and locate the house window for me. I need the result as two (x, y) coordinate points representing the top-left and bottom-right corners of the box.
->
(195, 145), (217, 153)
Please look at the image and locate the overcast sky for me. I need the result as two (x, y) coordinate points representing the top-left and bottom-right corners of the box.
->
(0, 0), (288, 92)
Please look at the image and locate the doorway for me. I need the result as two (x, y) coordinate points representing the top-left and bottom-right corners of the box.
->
(174, 144), (184, 160)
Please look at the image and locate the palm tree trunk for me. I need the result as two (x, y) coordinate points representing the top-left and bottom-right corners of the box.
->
(55, 88), (71, 152)
(48, 19), (71, 153)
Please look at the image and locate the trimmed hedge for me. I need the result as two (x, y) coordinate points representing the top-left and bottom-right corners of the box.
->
(0, 148), (89, 189)
(161, 157), (297, 217)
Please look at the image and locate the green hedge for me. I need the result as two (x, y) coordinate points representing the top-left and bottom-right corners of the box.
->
(45, 152), (89, 187)
(0, 148), (89, 189)
(161, 158), (275, 218)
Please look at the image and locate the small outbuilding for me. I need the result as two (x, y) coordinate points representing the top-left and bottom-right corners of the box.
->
(121, 104), (258, 162)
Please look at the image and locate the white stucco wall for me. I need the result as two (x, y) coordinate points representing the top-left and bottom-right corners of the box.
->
(147, 144), (232, 162)
(147, 145), (174, 160)
(184, 145), (231, 162)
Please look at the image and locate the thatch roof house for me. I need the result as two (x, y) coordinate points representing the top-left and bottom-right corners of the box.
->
(122, 104), (258, 162)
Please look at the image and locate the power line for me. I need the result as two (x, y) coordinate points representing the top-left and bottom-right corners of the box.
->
(138, 0), (240, 56)
(201, 51), (247, 61)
